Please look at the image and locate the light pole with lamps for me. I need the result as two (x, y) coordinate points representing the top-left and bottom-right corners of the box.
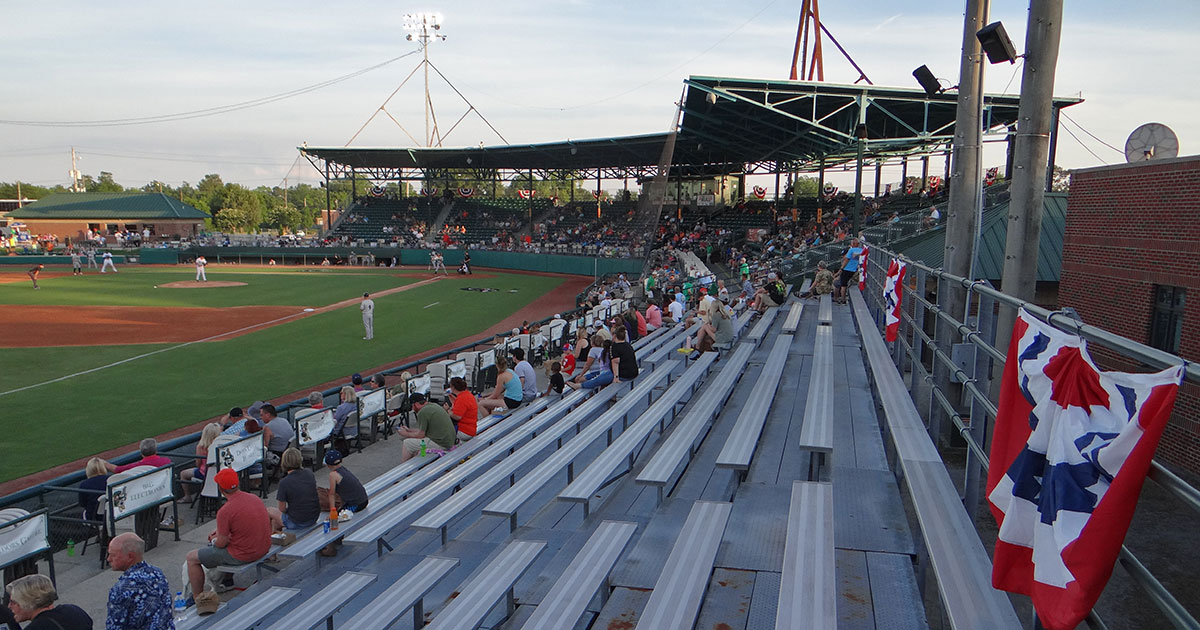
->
(403, 12), (446, 148)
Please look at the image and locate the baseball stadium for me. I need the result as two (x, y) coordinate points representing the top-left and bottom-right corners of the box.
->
(2, 4), (1200, 630)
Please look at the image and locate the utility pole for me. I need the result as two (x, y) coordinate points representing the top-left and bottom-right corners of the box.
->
(16, 182), (22, 207)
(70, 147), (82, 192)
(935, 0), (988, 444)
(403, 13), (445, 148)
(994, 0), (1064, 388)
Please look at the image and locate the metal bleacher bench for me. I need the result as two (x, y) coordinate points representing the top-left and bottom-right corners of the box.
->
(776, 481), (834, 629)
(342, 556), (459, 630)
(632, 325), (668, 351)
(280, 398), (554, 562)
(799, 277), (813, 295)
(714, 334), (793, 476)
(213, 544), (282, 582)
(428, 364), (677, 538)
(746, 305), (780, 345)
(423, 540), (546, 630)
(558, 353), (717, 512)
(818, 293), (833, 325)
(264, 570), (375, 630)
(796, 324), (834, 480)
(781, 301), (804, 334)
(849, 289), (1021, 628)
(644, 323), (701, 366)
(198, 586), (298, 630)
(350, 389), (607, 549)
(637, 343), (754, 501)
(519, 521), (638, 630)
(634, 500), (732, 630)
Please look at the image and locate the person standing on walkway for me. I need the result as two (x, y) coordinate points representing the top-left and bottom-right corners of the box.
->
(100, 251), (117, 273)
(195, 255), (208, 282)
(360, 292), (375, 340)
(105, 533), (173, 630)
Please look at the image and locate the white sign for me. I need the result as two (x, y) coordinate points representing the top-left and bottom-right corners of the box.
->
(296, 408), (335, 446)
(406, 373), (431, 397)
(549, 322), (566, 345)
(568, 320), (578, 335)
(478, 349), (495, 370)
(0, 512), (49, 569)
(505, 337), (521, 354)
(697, 194), (715, 207)
(359, 388), (386, 418)
(217, 433), (263, 472)
(585, 312), (595, 327)
(108, 468), (173, 521)
(447, 360), (467, 379)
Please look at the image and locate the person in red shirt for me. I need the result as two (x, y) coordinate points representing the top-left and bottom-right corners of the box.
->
(104, 438), (172, 473)
(444, 377), (478, 441)
(184, 468), (271, 601)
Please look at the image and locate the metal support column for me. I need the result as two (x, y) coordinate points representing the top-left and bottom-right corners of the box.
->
(874, 161), (882, 198)
(853, 138), (864, 236)
(324, 162), (332, 229)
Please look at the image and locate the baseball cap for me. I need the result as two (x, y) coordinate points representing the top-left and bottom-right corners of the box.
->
(409, 392), (427, 405)
(228, 407), (244, 418)
(214, 468), (239, 491)
(351, 373), (363, 385)
(324, 449), (344, 466)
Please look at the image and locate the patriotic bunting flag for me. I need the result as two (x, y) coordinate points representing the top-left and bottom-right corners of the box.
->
(985, 166), (1000, 185)
(905, 181), (915, 194)
(928, 175), (943, 191)
(858, 245), (869, 291)
(420, 187), (438, 197)
(591, 190), (601, 200)
(369, 185), (386, 198)
(517, 189), (536, 199)
(752, 185), (767, 199)
(883, 258), (904, 342)
(987, 310), (1183, 629)
(885, 183), (893, 195)
(458, 187), (474, 198)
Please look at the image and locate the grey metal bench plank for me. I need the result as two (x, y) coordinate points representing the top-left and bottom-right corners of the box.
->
(204, 586), (299, 630)
(264, 571), (376, 630)
(714, 335), (793, 471)
(732, 312), (752, 338)
(747, 307), (780, 344)
(409, 382), (628, 535)
(636, 343), (755, 488)
(282, 397), (557, 558)
(849, 290), (1020, 629)
(559, 353), (716, 504)
(478, 364), (680, 521)
(362, 453), (435, 496)
(346, 393), (585, 544)
(799, 278), (813, 295)
(520, 521), (638, 630)
(819, 294), (833, 324)
(424, 540), (546, 630)
(632, 325), (668, 351)
(645, 323), (701, 365)
(634, 500), (732, 630)
(797, 325), (834, 453)
(342, 556), (460, 630)
(638, 322), (690, 359)
(781, 302), (804, 334)
(776, 481), (834, 630)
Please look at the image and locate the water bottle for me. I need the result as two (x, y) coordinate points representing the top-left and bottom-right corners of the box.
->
(174, 591), (186, 620)
(419, 439), (426, 457)
(66, 539), (75, 557)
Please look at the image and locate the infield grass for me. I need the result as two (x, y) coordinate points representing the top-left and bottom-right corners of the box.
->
(0, 270), (566, 482)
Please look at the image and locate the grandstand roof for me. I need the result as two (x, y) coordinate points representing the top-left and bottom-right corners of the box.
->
(8, 192), (209, 220)
(301, 76), (1083, 178)
(897, 192), (1069, 282)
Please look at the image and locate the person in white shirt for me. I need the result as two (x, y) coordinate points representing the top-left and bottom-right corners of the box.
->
(195, 255), (208, 282)
(100, 251), (117, 273)
(360, 293), (375, 340)
(667, 298), (685, 324)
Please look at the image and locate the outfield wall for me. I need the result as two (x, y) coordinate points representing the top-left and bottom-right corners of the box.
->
(0, 254), (128, 264)
(165, 247), (643, 276)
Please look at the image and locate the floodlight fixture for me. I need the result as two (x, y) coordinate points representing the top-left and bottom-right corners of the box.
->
(912, 65), (942, 97)
(976, 21), (1017, 64)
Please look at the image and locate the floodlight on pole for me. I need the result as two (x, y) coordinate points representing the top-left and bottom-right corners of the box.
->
(403, 12), (447, 147)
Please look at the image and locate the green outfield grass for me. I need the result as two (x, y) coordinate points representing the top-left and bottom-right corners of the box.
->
(0, 270), (566, 483)
(0, 267), (418, 308)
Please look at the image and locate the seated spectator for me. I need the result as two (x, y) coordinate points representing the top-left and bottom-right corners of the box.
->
(306, 391), (325, 409)
(479, 356), (523, 416)
(369, 374), (386, 390)
(609, 328), (639, 384)
(5, 574), (92, 630)
(803, 260), (834, 299)
(666, 296), (684, 324)
(695, 297), (734, 352)
(570, 334), (606, 384)
(510, 348), (539, 403)
(645, 302), (662, 331)
(78, 457), (110, 523)
(246, 400), (266, 422)
(105, 533), (172, 630)
(350, 373), (365, 392)
(269, 448), (320, 531)
(443, 377), (478, 442)
(567, 337), (613, 390)
(181, 423), (222, 502)
(545, 361), (565, 396)
(331, 386), (358, 455)
(396, 394), (457, 462)
(260, 404), (294, 466)
(185, 468), (271, 604)
(104, 438), (171, 474)
(752, 272), (786, 313)
(220, 406), (244, 431)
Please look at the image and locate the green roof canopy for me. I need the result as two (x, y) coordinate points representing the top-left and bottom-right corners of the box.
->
(9, 193), (209, 220)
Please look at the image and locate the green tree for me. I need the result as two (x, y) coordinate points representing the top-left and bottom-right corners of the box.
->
(83, 171), (126, 193)
(0, 181), (60, 200)
(219, 184), (264, 229)
(212, 207), (249, 233)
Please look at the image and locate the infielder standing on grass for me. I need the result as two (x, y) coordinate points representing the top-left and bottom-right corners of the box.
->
(86, 247), (98, 269)
(195, 255), (208, 282)
(70, 250), (82, 275)
(28, 264), (43, 289)
(360, 292), (375, 340)
(100, 251), (117, 273)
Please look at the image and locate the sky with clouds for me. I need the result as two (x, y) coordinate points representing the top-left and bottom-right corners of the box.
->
(1, 0), (1196, 191)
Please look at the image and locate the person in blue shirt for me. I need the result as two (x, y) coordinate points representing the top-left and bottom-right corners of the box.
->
(106, 533), (173, 630)
(836, 237), (863, 304)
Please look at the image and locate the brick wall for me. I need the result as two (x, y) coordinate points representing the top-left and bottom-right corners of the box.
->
(1059, 156), (1200, 476)
(20, 220), (202, 241)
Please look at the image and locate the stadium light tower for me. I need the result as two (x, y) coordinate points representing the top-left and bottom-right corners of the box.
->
(403, 12), (446, 147)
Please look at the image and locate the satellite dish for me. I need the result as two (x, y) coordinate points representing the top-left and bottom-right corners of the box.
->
(1125, 123), (1179, 163)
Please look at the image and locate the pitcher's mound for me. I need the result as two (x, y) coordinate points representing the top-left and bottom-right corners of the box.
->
(159, 281), (247, 289)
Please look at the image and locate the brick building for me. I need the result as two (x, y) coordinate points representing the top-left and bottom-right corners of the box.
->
(7, 192), (208, 242)
(1059, 155), (1200, 476)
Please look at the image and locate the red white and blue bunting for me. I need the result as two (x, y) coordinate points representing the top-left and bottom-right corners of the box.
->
(883, 258), (905, 342)
(458, 187), (474, 198)
(517, 189), (536, 199)
(421, 187), (439, 197)
(369, 185), (387, 198)
(752, 185), (767, 199)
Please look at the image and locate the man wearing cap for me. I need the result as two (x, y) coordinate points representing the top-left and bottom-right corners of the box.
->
(360, 292), (374, 340)
(184, 468), (271, 604)
(318, 449), (368, 513)
(396, 393), (457, 462)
